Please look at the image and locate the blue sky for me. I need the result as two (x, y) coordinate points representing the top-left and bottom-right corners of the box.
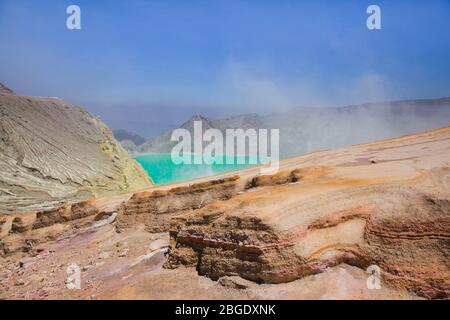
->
(1, 0), (449, 136)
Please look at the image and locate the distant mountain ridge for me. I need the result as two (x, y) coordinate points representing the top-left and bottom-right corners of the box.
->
(0, 83), (15, 95)
(113, 129), (146, 146)
(137, 97), (450, 158)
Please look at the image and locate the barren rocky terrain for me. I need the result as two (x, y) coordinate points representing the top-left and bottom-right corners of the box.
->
(1, 125), (448, 299)
(0, 83), (150, 214)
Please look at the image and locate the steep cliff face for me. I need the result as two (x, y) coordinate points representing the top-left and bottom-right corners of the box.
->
(0, 83), (151, 214)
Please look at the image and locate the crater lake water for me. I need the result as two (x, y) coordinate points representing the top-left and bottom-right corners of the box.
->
(134, 153), (258, 184)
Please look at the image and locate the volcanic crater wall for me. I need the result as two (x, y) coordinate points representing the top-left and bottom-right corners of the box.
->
(0, 84), (150, 214)
(1, 123), (449, 300)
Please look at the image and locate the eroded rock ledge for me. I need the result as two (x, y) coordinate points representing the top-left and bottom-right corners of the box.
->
(115, 176), (243, 233)
(1, 126), (449, 299)
(165, 189), (449, 299)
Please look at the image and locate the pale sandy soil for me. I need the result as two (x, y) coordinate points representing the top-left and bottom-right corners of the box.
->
(0, 220), (418, 300)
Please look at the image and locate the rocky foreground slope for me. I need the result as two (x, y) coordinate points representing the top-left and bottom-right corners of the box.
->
(0, 83), (150, 214)
(1, 126), (448, 299)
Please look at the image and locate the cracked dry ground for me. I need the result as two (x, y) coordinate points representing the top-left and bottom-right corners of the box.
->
(1, 126), (449, 299)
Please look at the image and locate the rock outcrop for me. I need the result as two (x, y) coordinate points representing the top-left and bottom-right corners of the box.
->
(0, 83), (151, 214)
(117, 139), (139, 154)
(1, 125), (448, 299)
(116, 176), (242, 233)
(164, 127), (450, 299)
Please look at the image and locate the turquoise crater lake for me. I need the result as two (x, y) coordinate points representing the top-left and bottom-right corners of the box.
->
(134, 154), (259, 185)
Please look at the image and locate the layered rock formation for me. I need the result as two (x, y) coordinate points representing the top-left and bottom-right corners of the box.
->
(116, 176), (242, 233)
(1, 126), (448, 299)
(0, 83), (150, 214)
(163, 127), (450, 299)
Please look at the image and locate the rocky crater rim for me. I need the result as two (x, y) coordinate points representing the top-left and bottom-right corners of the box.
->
(1, 126), (449, 299)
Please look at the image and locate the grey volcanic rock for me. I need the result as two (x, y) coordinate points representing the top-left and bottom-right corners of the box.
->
(139, 98), (450, 158)
(113, 129), (146, 146)
(0, 84), (151, 214)
(0, 83), (14, 95)
(119, 139), (138, 154)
